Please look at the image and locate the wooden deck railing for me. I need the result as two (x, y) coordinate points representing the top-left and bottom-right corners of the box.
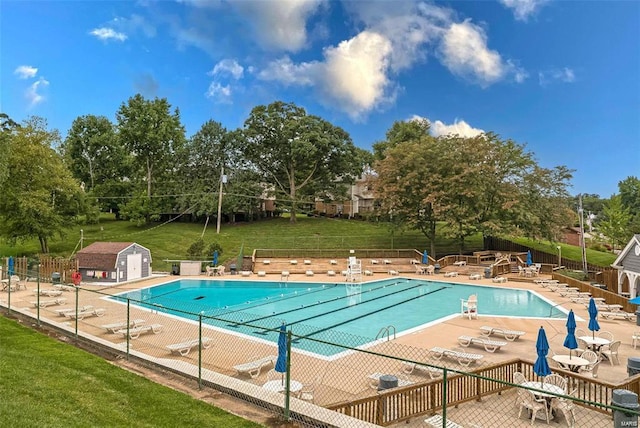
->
(328, 358), (640, 426)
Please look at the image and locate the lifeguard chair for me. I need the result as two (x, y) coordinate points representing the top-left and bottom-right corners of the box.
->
(461, 294), (478, 320)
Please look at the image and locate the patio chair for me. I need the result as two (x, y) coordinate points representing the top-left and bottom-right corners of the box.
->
(633, 331), (640, 349)
(579, 350), (600, 377)
(600, 340), (621, 365)
(298, 376), (321, 403)
(597, 331), (614, 342)
(545, 373), (567, 393)
(575, 328), (587, 338)
(517, 388), (549, 425)
(551, 388), (577, 427)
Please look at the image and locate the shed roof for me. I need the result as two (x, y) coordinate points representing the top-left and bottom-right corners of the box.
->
(612, 234), (640, 269)
(77, 242), (145, 270)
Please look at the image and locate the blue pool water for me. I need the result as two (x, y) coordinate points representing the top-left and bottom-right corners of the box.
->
(112, 278), (565, 357)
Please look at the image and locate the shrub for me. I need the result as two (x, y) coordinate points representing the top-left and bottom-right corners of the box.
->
(186, 239), (205, 259)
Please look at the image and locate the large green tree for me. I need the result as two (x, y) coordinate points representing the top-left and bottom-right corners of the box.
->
(598, 195), (633, 249)
(116, 94), (186, 223)
(61, 115), (132, 219)
(240, 101), (363, 223)
(618, 176), (640, 233)
(0, 117), (84, 253)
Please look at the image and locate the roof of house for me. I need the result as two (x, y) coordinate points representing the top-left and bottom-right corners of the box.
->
(612, 234), (640, 268)
(76, 242), (144, 270)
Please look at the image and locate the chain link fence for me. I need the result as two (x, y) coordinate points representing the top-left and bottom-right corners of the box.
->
(2, 273), (640, 427)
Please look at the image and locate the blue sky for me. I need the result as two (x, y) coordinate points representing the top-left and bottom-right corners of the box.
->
(2, 0), (638, 198)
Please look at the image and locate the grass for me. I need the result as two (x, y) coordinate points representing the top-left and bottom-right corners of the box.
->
(0, 214), (483, 271)
(0, 316), (263, 428)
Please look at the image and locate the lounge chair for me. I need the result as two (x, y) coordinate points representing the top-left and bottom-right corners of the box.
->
(388, 270), (399, 276)
(479, 325), (525, 341)
(469, 274), (482, 280)
(304, 259), (311, 265)
(31, 298), (67, 308)
(257, 270), (266, 277)
(53, 284), (75, 292)
(492, 276), (507, 283)
(166, 337), (213, 356)
(429, 347), (483, 367)
(262, 259), (271, 265)
(281, 271), (290, 280)
(241, 270), (252, 277)
(424, 415), (464, 428)
(601, 311), (635, 321)
(444, 271), (458, 277)
(383, 259), (392, 265)
(34, 289), (63, 297)
(453, 260), (467, 266)
(67, 308), (107, 320)
(327, 270), (336, 276)
(101, 319), (146, 334)
(329, 259), (338, 265)
(54, 305), (93, 317)
(290, 260), (298, 265)
(401, 362), (443, 379)
(364, 270), (373, 276)
(117, 323), (164, 339)
(305, 270), (314, 276)
(233, 355), (276, 378)
(457, 335), (507, 353)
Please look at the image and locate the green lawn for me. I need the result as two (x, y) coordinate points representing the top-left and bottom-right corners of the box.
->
(0, 316), (263, 428)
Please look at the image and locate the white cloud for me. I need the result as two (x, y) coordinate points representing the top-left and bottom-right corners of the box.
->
(439, 20), (507, 86)
(423, 116), (485, 138)
(90, 27), (127, 42)
(499, 0), (549, 21)
(209, 59), (244, 80)
(205, 82), (232, 103)
(539, 67), (576, 86)
(26, 77), (49, 107)
(231, 0), (324, 52)
(14, 65), (38, 79)
(258, 31), (395, 120)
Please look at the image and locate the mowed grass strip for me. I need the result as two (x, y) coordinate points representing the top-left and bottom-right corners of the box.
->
(0, 316), (263, 428)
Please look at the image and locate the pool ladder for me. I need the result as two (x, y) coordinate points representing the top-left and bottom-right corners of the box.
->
(376, 325), (396, 341)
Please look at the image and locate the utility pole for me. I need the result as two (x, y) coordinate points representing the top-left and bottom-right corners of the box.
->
(578, 195), (588, 275)
(216, 166), (225, 234)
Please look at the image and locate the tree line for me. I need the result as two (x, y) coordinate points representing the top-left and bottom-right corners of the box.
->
(0, 96), (637, 255)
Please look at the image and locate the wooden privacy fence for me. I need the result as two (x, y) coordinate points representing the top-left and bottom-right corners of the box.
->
(1, 256), (76, 283)
(328, 358), (640, 426)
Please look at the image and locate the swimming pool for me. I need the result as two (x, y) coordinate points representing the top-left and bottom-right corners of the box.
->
(113, 278), (565, 357)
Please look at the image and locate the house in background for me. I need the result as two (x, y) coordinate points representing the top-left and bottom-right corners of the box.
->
(611, 234), (640, 298)
(76, 242), (152, 284)
(314, 175), (376, 218)
(562, 226), (594, 246)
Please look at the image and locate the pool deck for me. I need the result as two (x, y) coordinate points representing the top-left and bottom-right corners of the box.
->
(4, 267), (635, 426)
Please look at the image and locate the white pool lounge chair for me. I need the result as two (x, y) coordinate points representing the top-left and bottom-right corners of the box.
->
(54, 305), (93, 317)
(479, 326), (525, 341)
(383, 259), (392, 265)
(31, 298), (67, 308)
(262, 259), (271, 265)
(68, 308), (106, 320)
(101, 319), (146, 334)
(424, 415), (465, 428)
(304, 259), (311, 265)
(444, 271), (458, 277)
(166, 337), (213, 356)
(281, 271), (290, 281)
(469, 274), (482, 280)
(257, 270), (266, 277)
(117, 323), (164, 339)
(305, 270), (314, 276)
(53, 284), (76, 292)
(388, 270), (399, 276)
(327, 270), (336, 276)
(492, 276), (507, 283)
(401, 362), (443, 379)
(601, 311), (635, 321)
(453, 260), (467, 267)
(330, 259), (338, 265)
(457, 335), (507, 353)
(34, 289), (63, 297)
(364, 270), (373, 276)
(233, 355), (276, 378)
(429, 347), (483, 367)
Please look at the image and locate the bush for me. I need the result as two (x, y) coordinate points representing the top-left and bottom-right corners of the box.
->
(206, 242), (223, 258)
(186, 239), (205, 259)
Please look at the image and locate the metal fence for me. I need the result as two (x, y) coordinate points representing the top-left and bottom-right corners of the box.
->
(3, 274), (640, 428)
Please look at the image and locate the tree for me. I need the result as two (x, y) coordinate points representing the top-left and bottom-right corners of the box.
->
(0, 113), (20, 191)
(372, 118), (430, 161)
(240, 101), (363, 223)
(61, 115), (132, 219)
(618, 176), (640, 233)
(0, 117), (84, 253)
(116, 94), (186, 223)
(598, 195), (632, 249)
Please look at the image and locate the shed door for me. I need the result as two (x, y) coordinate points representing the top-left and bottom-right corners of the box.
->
(127, 253), (142, 280)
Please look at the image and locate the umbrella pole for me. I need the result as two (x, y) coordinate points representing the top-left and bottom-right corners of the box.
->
(284, 330), (292, 421)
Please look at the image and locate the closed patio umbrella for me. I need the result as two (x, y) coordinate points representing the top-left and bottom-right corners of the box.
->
(588, 298), (600, 339)
(8, 256), (14, 276)
(212, 250), (219, 267)
(534, 326), (552, 382)
(275, 323), (287, 384)
(422, 250), (428, 264)
(563, 310), (578, 358)
(526, 250), (532, 266)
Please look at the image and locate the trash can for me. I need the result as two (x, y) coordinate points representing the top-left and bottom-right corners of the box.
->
(378, 374), (398, 391)
(612, 389), (639, 428)
(171, 263), (179, 275)
(229, 264), (237, 275)
(484, 267), (492, 279)
(433, 263), (441, 274)
(51, 272), (61, 284)
(628, 358), (640, 377)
